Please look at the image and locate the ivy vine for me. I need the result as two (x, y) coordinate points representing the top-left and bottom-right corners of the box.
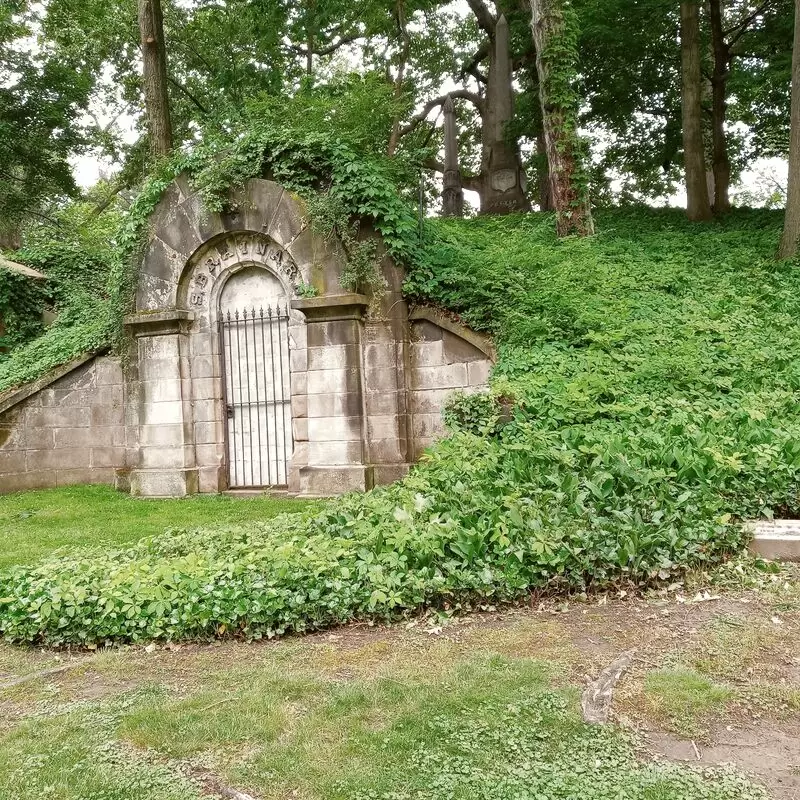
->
(1, 116), (424, 393)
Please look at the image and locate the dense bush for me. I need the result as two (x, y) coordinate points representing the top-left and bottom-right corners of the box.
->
(3, 208), (800, 645)
(0, 238), (116, 392)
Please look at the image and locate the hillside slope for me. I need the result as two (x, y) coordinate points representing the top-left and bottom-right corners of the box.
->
(3, 208), (800, 645)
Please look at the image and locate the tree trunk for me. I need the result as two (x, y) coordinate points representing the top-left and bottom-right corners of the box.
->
(709, 0), (731, 213)
(536, 130), (554, 211)
(478, 14), (531, 214)
(387, 0), (412, 157)
(138, 0), (173, 157)
(778, 0), (800, 259)
(530, 0), (594, 236)
(680, 1), (712, 221)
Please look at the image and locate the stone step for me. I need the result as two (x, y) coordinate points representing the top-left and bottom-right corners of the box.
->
(747, 520), (800, 562)
(223, 488), (291, 499)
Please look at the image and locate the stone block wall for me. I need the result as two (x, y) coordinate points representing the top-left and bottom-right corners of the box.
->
(0, 355), (126, 493)
(408, 312), (493, 459)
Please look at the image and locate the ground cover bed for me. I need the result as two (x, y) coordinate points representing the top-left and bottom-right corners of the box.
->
(2, 208), (799, 646)
(0, 560), (797, 799)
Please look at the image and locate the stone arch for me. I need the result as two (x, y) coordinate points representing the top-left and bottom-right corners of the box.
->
(134, 178), (341, 314)
(123, 175), (494, 498)
(175, 230), (305, 333)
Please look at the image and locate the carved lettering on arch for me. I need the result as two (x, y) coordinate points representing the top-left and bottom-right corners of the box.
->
(188, 233), (301, 308)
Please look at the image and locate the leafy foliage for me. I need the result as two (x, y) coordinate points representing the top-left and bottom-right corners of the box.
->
(0, 1), (94, 238)
(1, 190), (798, 647)
(0, 233), (117, 392)
(0, 268), (48, 351)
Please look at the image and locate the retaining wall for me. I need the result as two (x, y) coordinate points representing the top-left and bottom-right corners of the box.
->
(0, 354), (125, 493)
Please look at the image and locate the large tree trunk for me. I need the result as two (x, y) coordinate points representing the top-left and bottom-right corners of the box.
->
(709, 0), (731, 213)
(778, 0), (800, 259)
(478, 14), (531, 214)
(536, 130), (554, 211)
(530, 0), (594, 236)
(680, 1), (712, 221)
(138, 0), (173, 157)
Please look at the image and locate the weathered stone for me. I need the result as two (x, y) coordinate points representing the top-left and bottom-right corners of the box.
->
(26, 448), (88, 471)
(308, 416), (362, 442)
(748, 520), (800, 562)
(307, 344), (360, 372)
(298, 465), (371, 495)
(306, 320), (360, 347)
(364, 366), (403, 393)
(412, 363), (469, 390)
(57, 467), (114, 487)
(130, 468), (198, 497)
(364, 390), (403, 417)
(91, 447), (127, 468)
(368, 436), (406, 463)
(442, 95), (464, 218)
(55, 427), (122, 449)
(0, 178), (493, 498)
(372, 463), (411, 485)
(468, 360), (492, 385)
(307, 441), (364, 465)
(411, 341), (445, 368)
(307, 392), (363, 419)
(142, 400), (184, 425)
(0, 450), (27, 473)
(306, 368), (361, 396)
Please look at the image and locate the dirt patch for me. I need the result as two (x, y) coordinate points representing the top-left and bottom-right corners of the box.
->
(645, 723), (800, 800)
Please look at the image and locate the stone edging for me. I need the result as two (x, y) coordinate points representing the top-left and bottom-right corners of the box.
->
(745, 519), (800, 562)
(0, 350), (104, 415)
(408, 306), (496, 362)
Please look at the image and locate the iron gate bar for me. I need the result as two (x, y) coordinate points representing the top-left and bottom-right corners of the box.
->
(234, 311), (246, 487)
(250, 308), (263, 487)
(219, 313), (236, 487)
(269, 306), (278, 483)
(259, 308), (272, 485)
(220, 304), (291, 489)
(242, 309), (254, 486)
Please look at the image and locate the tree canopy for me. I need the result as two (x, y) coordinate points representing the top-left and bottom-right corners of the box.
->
(0, 0), (795, 242)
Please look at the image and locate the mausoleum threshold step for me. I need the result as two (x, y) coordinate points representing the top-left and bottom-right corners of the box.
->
(224, 488), (292, 499)
(746, 519), (800, 562)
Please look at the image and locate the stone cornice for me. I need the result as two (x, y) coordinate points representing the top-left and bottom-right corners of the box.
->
(291, 294), (369, 322)
(0, 350), (105, 415)
(123, 309), (195, 337)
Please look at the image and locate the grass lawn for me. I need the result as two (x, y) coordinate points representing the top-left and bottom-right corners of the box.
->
(0, 484), (316, 569)
(2, 569), (798, 800)
(0, 488), (797, 799)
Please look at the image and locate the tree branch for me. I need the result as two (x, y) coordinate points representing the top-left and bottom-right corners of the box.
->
(466, 0), (496, 35)
(459, 40), (490, 80)
(398, 90), (485, 139)
(167, 76), (208, 114)
(290, 33), (362, 57)
(723, 0), (774, 46)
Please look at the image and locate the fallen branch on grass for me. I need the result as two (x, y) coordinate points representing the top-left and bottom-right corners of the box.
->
(580, 649), (636, 724)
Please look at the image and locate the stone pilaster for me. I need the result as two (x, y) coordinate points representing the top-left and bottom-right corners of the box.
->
(123, 310), (199, 496)
(290, 294), (372, 495)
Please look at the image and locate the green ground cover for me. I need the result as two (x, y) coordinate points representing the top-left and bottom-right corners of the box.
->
(1, 603), (786, 800)
(0, 485), (315, 569)
(3, 208), (800, 646)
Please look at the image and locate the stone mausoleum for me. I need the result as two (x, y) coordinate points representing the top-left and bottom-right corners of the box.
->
(0, 178), (493, 497)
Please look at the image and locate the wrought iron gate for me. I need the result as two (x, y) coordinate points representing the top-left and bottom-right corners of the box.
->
(219, 305), (292, 488)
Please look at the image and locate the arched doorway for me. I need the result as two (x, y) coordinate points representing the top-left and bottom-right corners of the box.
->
(218, 265), (292, 488)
